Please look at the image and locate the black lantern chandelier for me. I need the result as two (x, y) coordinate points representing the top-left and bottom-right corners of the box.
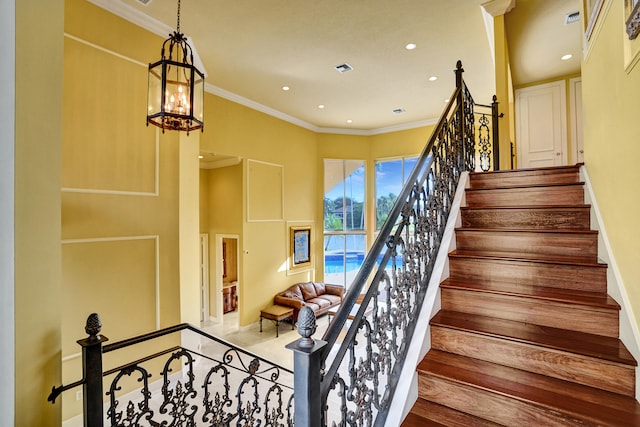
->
(147, 0), (204, 133)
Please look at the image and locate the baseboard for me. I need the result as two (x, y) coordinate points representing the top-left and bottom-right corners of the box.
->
(581, 165), (640, 402)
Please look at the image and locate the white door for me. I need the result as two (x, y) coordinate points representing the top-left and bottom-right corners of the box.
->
(516, 81), (568, 168)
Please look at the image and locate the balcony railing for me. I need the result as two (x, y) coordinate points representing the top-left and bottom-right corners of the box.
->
(288, 60), (493, 427)
(49, 315), (294, 426)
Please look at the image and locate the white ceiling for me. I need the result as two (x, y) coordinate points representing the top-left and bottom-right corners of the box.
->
(89, 0), (581, 134)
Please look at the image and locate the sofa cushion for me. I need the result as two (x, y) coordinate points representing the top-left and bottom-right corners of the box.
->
(304, 301), (321, 312)
(282, 285), (303, 300)
(316, 294), (341, 305)
(307, 297), (331, 309)
(313, 282), (326, 296)
(299, 282), (318, 300)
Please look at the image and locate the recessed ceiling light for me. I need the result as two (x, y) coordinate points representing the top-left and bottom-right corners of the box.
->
(318, 104), (325, 109)
(428, 76), (438, 81)
(444, 98), (450, 103)
(405, 43), (417, 50)
(346, 119), (353, 124)
(282, 86), (290, 91)
(561, 54), (573, 61)
(198, 155), (204, 159)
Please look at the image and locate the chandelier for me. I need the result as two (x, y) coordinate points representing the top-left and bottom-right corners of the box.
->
(147, 0), (204, 133)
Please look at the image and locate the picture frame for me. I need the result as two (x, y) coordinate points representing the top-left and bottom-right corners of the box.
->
(584, 0), (604, 41)
(290, 226), (311, 269)
(625, 0), (640, 40)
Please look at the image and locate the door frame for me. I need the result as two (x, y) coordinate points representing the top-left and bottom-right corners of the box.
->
(199, 234), (210, 324)
(215, 234), (240, 322)
(569, 77), (584, 163)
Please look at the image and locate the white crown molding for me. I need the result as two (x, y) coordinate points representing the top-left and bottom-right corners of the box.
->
(87, 0), (171, 38)
(200, 156), (242, 170)
(87, 0), (208, 76)
(481, 0), (516, 17)
(88, 0), (441, 137)
(207, 83), (437, 135)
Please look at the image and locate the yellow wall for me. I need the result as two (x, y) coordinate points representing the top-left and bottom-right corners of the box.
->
(582, 0), (640, 336)
(200, 95), (319, 326)
(203, 163), (243, 316)
(61, 0), (182, 419)
(15, 0), (63, 425)
(493, 15), (515, 170)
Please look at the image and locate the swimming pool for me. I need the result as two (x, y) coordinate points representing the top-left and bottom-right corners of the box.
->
(324, 251), (401, 273)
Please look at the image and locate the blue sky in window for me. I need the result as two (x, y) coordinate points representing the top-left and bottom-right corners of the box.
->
(324, 158), (419, 202)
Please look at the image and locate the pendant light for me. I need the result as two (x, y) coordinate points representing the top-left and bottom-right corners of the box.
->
(147, 0), (204, 133)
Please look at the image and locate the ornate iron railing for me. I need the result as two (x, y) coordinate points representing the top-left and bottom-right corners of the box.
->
(288, 61), (481, 427)
(49, 314), (294, 426)
(474, 95), (501, 172)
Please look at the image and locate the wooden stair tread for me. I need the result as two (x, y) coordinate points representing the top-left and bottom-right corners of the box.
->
(405, 399), (502, 427)
(431, 310), (635, 365)
(400, 412), (446, 427)
(461, 204), (591, 210)
(418, 350), (640, 425)
(465, 181), (585, 192)
(441, 277), (619, 309)
(450, 249), (607, 267)
(456, 227), (598, 235)
(469, 164), (581, 177)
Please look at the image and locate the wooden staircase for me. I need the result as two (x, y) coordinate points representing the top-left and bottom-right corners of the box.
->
(402, 165), (640, 426)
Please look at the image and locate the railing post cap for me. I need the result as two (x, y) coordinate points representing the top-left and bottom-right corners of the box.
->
(296, 306), (317, 349)
(77, 313), (108, 346)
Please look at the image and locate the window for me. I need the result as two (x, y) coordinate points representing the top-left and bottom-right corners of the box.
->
(375, 156), (418, 230)
(323, 159), (365, 288)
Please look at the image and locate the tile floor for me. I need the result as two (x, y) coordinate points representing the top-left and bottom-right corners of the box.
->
(202, 310), (332, 372)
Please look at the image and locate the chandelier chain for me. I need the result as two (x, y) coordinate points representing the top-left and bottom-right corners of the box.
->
(176, 0), (181, 34)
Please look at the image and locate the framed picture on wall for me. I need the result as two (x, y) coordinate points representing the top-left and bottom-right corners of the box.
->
(626, 0), (640, 40)
(584, 0), (604, 40)
(290, 226), (311, 269)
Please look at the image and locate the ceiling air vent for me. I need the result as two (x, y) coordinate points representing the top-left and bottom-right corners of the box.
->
(392, 108), (406, 115)
(137, 0), (152, 5)
(565, 11), (580, 25)
(334, 63), (353, 73)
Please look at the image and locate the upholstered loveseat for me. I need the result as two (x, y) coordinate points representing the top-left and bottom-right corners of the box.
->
(274, 282), (344, 321)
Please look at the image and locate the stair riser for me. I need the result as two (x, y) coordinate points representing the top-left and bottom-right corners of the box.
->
(469, 171), (580, 189)
(449, 257), (607, 292)
(465, 185), (584, 207)
(461, 207), (591, 230)
(431, 327), (635, 396)
(441, 288), (619, 337)
(455, 230), (598, 260)
(418, 375), (588, 426)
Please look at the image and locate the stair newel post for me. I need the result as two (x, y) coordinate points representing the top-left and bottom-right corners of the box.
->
(455, 60), (466, 170)
(78, 313), (108, 427)
(491, 95), (500, 171)
(286, 306), (327, 427)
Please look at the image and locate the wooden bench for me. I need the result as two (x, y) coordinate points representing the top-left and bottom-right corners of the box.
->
(260, 305), (294, 337)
